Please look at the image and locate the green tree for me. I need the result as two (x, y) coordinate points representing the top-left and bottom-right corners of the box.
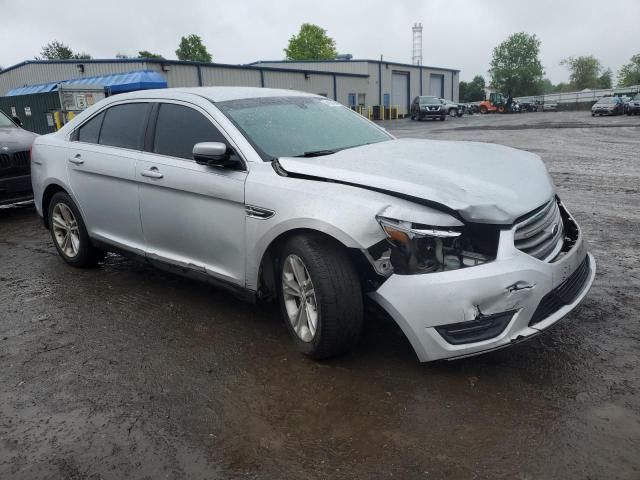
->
(560, 56), (603, 90)
(459, 75), (486, 102)
(38, 41), (91, 60)
(39, 40), (74, 60)
(489, 32), (544, 96)
(138, 50), (164, 59)
(175, 34), (212, 62)
(617, 54), (640, 87)
(598, 68), (613, 89)
(538, 78), (555, 93)
(284, 23), (337, 60)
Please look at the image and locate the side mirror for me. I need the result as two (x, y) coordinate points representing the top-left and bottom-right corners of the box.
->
(193, 142), (240, 168)
(12, 116), (23, 127)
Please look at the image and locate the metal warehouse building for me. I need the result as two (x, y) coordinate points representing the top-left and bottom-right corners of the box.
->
(0, 57), (459, 129)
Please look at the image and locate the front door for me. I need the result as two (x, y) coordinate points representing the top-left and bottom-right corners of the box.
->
(137, 102), (247, 286)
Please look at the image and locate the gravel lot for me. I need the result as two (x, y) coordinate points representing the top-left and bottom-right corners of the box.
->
(1, 111), (639, 479)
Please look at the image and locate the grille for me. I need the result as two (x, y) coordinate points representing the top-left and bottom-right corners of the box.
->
(529, 255), (591, 326)
(514, 200), (564, 261)
(0, 154), (10, 169)
(13, 150), (30, 169)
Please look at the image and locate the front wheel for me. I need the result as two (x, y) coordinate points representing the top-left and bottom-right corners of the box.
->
(48, 192), (104, 267)
(278, 234), (363, 360)
(448, 108), (457, 118)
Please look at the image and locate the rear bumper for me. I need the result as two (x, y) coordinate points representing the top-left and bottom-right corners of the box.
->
(369, 209), (595, 362)
(0, 174), (33, 206)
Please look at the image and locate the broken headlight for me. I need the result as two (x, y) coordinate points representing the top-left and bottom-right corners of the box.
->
(375, 216), (496, 275)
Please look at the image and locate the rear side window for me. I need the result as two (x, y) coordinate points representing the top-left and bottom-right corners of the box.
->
(77, 112), (104, 144)
(99, 103), (149, 150)
(153, 103), (228, 159)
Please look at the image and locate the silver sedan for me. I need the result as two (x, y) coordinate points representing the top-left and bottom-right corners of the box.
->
(31, 87), (595, 362)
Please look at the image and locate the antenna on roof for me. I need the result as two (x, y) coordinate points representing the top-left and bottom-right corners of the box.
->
(412, 23), (423, 66)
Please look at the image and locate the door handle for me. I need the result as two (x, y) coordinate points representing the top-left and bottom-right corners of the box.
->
(68, 154), (84, 165)
(140, 167), (163, 179)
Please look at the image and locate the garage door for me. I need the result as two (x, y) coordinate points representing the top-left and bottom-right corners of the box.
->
(429, 74), (444, 98)
(391, 71), (409, 115)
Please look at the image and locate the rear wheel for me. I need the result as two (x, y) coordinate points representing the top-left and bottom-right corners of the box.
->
(48, 192), (104, 267)
(278, 234), (363, 360)
(479, 105), (488, 114)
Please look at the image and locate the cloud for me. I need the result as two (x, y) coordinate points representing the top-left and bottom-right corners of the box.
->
(0, 0), (638, 83)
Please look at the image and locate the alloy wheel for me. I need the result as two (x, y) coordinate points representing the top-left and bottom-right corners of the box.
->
(282, 254), (319, 342)
(52, 203), (80, 258)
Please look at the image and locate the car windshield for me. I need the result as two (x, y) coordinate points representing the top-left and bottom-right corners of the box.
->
(598, 97), (615, 104)
(419, 97), (439, 104)
(634, 94), (640, 100)
(0, 111), (16, 128)
(216, 96), (392, 160)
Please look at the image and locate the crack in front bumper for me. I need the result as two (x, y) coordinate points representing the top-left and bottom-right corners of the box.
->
(369, 219), (595, 362)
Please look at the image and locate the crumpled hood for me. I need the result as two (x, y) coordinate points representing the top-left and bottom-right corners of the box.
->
(0, 127), (38, 150)
(278, 138), (555, 224)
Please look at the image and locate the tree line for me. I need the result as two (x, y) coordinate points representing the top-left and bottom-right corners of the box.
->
(11, 26), (640, 102)
(460, 32), (640, 102)
(29, 23), (337, 66)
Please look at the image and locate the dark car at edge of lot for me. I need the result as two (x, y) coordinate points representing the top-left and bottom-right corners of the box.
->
(0, 110), (37, 206)
(410, 96), (446, 121)
(626, 94), (640, 115)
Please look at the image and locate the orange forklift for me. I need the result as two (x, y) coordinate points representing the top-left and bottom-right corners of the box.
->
(478, 92), (507, 114)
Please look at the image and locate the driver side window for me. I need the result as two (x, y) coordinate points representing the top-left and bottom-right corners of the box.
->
(153, 103), (228, 160)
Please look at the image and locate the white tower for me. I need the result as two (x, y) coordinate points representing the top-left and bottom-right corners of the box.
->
(412, 23), (423, 66)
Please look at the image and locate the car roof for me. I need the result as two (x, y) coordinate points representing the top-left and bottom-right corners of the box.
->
(107, 86), (320, 103)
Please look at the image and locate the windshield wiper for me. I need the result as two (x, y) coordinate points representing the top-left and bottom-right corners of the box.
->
(296, 149), (337, 158)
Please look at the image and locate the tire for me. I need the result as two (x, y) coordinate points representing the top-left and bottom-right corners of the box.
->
(411, 114), (416, 120)
(592, 113), (595, 117)
(479, 106), (488, 114)
(448, 108), (457, 118)
(48, 192), (104, 268)
(497, 105), (506, 113)
(278, 233), (363, 360)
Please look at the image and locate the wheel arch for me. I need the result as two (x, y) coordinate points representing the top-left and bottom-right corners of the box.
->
(41, 183), (70, 229)
(254, 227), (378, 301)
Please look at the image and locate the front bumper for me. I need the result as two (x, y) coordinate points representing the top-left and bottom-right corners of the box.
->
(369, 209), (595, 362)
(419, 108), (444, 118)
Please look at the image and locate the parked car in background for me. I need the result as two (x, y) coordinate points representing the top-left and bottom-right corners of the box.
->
(410, 96), (446, 121)
(0, 110), (37, 206)
(591, 96), (624, 116)
(542, 103), (558, 112)
(31, 87), (595, 362)
(519, 100), (538, 112)
(439, 98), (464, 117)
(625, 94), (640, 115)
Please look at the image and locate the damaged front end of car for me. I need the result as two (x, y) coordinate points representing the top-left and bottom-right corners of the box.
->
(362, 199), (595, 362)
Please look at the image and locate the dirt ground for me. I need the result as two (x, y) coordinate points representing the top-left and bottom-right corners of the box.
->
(1, 111), (639, 480)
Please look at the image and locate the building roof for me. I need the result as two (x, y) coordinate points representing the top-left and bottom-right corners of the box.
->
(5, 70), (167, 96)
(0, 59), (369, 78)
(249, 59), (460, 73)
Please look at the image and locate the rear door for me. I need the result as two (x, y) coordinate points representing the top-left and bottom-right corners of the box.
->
(137, 101), (247, 286)
(67, 102), (150, 252)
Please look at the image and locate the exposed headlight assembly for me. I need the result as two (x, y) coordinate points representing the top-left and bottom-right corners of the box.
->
(375, 215), (495, 275)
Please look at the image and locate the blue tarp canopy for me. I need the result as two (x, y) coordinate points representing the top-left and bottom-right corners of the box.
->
(6, 70), (167, 96)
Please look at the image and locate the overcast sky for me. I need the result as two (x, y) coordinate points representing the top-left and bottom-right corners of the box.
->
(1, 0), (638, 83)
